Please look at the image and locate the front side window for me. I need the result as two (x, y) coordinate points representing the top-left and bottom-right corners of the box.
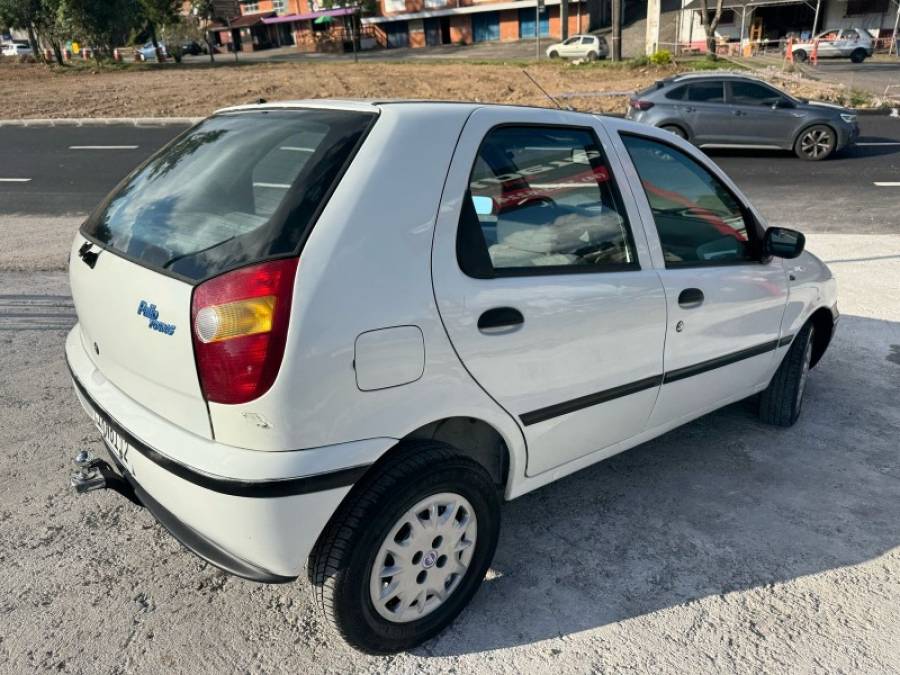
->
(458, 125), (637, 277)
(621, 134), (757, 267)
(728, 81), (782, 106)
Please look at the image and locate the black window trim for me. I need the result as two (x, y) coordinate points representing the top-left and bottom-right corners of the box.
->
(78, 108), (379, 286)
(457, 121), (643, 280)
(619, 131), (766, 270)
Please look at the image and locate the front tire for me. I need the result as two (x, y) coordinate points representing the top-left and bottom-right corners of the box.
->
(759, 323), (815, 427)
(795, 124), (836, 160)
(549, 50), (559, 59)
(309, 442), (501, 654)
(793, 49), (807, 62)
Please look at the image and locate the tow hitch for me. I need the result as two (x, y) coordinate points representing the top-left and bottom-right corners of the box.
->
(70, 450), (142, 506)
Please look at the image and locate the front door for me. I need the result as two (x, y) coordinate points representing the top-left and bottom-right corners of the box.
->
(617, 133), (788, 426)
(431, 108), (667, 477)
(725, 79), (801, 147)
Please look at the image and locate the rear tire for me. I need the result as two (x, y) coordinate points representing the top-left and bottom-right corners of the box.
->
(660, 124), (688, 140)
(759, 323), (815, 427)
(850, 48), (866, 64)
(793, 49), (807, 62)
(309, 442), (501, 654)
(794, 124), (836, 160)
(586, 51), (598, 62)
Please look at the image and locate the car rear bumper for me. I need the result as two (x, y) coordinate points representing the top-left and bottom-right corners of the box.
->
(65, 326), (394, 580)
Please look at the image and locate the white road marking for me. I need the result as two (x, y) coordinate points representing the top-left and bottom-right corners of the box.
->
(0, 178), (31, 182)
(69, 145), (139, 150)
(873, 182), (900, 187)
(856, 142), (900, 146)
(252, 182), (291, 189)
(279, 146), (315, 152)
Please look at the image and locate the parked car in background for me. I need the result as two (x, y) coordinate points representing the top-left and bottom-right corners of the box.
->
(791, 28), (874, 63)
(1, 41), (33, 58)
(180, 40), (206, 56)
(67, 100), (836, 654)
(134, 41), (167, 61)
(546, 34), (607, 61)
(625, 72), (859, 160)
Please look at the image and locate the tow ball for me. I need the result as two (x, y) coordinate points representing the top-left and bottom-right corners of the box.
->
(70, 450), (142, 506)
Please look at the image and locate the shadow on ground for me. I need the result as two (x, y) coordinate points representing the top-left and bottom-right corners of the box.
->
(419, 313), (900, 656)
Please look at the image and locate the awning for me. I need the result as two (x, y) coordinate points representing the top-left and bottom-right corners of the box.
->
(262, 7), (356, 24)
(363, 0), (582, 25)
(683, 0), (813, 8)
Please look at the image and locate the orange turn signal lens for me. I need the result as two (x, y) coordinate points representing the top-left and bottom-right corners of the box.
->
(194, 295), (276, 344)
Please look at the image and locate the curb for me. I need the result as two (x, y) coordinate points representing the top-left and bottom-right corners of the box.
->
(0, 117), (202, 127)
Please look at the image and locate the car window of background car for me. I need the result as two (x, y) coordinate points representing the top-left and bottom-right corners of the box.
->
(687, 82), (725, 103)
(581, 37), (593, 44)
(729, 81), (781, 106)
(665, 85), (687, 100)
(621, 134), (755, 266)
(460, 125), (637, 275)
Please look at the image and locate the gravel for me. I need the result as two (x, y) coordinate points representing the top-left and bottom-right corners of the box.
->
(0, 233), (898, 673)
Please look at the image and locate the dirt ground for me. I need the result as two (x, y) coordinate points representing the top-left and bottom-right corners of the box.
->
(0, 60), (857, 120)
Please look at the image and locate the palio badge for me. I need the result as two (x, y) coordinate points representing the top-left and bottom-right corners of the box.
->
(137, 300), (176, 336)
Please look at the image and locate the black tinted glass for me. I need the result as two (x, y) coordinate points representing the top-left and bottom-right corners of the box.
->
(81, 109), (374, 281)
(730, 81), (781, 106)
(687, 82), (724, 103)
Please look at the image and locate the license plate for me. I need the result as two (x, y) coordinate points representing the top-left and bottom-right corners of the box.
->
(96, 413), (133, 473)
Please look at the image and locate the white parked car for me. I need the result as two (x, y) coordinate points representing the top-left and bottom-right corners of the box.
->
(546, 34), (608, 60)
(791, 27), (874, 63)
(67, 100), (838, 653)
(134, 41), (167, 61)
(1, 41), (33, 57)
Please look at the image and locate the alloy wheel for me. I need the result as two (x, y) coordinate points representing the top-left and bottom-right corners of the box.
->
(799, 128), (834, 159)
(369, 492), (478, 623)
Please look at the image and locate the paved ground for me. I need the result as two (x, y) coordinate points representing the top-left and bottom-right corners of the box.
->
(0, 231), (898, 673)
(801, 59), (900, 100)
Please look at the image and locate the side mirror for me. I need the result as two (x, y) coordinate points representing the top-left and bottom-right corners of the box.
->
(764, 227), (805, 259)
(773, 98), (795, 109)
(471, 195), (495, 216)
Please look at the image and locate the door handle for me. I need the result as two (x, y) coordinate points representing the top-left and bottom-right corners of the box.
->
(732, 110), (748, 116)
(477, 307), (524, 334)
(678, 288), (704, 309)
(677, 105), (696, 113)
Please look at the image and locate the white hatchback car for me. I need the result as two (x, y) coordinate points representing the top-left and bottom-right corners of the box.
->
(67, 100), (837, 653)
(546, 34), (608, 60)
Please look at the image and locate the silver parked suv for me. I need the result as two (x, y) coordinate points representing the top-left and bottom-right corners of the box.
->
(626, 72), (859, 160)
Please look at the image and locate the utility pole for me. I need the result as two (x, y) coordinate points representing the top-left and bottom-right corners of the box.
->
(561, 0), (569, 41)
(535, 0), (544, 60)
(611, 0), (622, 61)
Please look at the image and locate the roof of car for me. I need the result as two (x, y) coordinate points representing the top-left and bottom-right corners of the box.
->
(215, 99), (607, 116)
(668, 70), (762, 82)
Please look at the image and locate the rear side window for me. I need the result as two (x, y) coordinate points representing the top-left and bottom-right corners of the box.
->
(621, 134), (757, 266)
(81, 109), (374, 281)
(687, 82), (724, 103)
(665, 85), (687, 100)
(457, 125), (637, 277)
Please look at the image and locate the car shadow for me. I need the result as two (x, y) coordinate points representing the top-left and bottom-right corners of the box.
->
(418, 313), (900, 657)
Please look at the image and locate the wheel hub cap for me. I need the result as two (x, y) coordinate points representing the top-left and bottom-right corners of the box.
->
(369, 492), (478, 623)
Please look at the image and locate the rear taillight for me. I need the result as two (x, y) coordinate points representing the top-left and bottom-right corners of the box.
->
(191, 258), (299, 405)
(629, 98), (655, 111)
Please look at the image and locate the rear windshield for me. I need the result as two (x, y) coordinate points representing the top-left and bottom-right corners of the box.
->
(81, 109), (375, 281)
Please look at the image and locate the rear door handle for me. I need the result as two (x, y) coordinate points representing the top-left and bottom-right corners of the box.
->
(678, 288), (704, 309)
(478, 307), (524, 334)
(732, 110), (748, 116)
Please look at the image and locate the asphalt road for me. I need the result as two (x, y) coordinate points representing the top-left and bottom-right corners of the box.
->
(2, 115), (899, 232)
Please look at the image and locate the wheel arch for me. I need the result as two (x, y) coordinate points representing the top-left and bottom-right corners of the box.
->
(657, 121), (691, 141)
(807, 306), (835, 368)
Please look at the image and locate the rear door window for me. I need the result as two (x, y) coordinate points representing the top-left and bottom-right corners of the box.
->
(81, 109), (374, 281)
(687, 82), (725, 103)
(457, 125), (638, 277)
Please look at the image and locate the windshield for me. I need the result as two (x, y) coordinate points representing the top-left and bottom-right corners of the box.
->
(81, 109), (374, 281)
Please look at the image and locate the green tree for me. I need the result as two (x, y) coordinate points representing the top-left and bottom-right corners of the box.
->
(0, 0), (67, 64)
(138, 0), (181, 61)
(58, 0), (141, 56)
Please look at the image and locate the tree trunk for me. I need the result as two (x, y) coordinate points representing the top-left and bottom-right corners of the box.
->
(699, 0), (724, 58)
(205, 34), (215, 63)
(561, 0), (568, 41)
(51, 40), (64, 65)
(149, 23), (163, 62)
(26, 23), (42, 62)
